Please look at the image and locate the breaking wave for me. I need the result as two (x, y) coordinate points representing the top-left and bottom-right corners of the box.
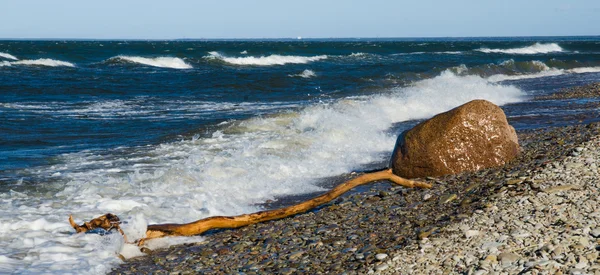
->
(206, 51), (327, 66)
(109, 56), (192, 69)
(11, 58), (75, 67)
(0, 52), (18, 60)
(477, 43), (564, 54)
(445, 59), (600, 82)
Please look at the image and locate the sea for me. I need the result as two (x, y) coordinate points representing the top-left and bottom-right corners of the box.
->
(1, 37), (600, 274)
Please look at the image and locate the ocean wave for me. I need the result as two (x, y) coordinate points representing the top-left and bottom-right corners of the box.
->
(448, 59), (553, 78)
(206, 51), (327, 66)
(444, 59), (600, 82)
(1, 68), (527, 273)
(476, 43), (564, 54)
(487, 65), (600, 82)
(11, 58), (75, 67)
(109, 56), (192, 69)
(567, 66), (600, 74)
(289, 69), (316, 78)
(350, 52), (367, 57)
(486, 69), (564, 82)
(0, 52), (18, 60)
(392, 51), (463, 56)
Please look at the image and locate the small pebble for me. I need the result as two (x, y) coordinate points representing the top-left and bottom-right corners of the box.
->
(375, 253), (388, 261)
(374, 263), (389, 271)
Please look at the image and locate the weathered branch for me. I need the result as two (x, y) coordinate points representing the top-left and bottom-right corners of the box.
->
(69, 168), (430, 245)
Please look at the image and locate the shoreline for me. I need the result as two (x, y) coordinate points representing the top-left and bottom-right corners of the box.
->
(111, 86), (600, 274)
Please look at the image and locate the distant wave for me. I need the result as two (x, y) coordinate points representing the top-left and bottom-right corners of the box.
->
(444, 59), (600, 82)
(206, 52), (327, 66)
(109, 56), (192, 69)
(490, 66), (600, 82)
(392, 51), (463, 56)
(0, 52), (18, 60)
(568, 66), (600, 74)
(476, 43), (564, 54)
(350, 52), (367, 57)
(289, 69), (316, 78)
(11, 58), (75, 67)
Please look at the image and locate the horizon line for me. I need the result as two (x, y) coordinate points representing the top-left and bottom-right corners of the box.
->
(0, 34), (599, 41)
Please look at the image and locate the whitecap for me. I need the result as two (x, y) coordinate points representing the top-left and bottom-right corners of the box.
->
(289, 69), (316, 78)
(0, 52), (18, 60)
(477, 43), (564, 54)
(206, 51), (327, 66)
(350, 52), (367, 57)
(111, 56), (192, 69)
(12, 58), (75, 67)
(567, 66), (600, 74)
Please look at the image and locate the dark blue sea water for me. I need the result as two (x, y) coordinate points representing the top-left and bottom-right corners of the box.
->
(1, 37), (600, 273)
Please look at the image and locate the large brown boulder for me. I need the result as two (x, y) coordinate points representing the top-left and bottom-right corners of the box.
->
(391, 100), (520, 178)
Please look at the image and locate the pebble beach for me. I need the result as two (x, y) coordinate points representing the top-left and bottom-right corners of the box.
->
(111, 84), (600, 275)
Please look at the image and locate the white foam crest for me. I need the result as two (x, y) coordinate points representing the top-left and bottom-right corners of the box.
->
(112, 56), (192, 69)
(0, 52), (18, 60)
(206, 51), (327, 66)
(0, 61), (11, 67)
(289, 69), (316, 78)
(487, 65), (600, 82)
(567, 66), (600, 74)
(477, 43), (564, 54)
(350, 52), (367, 57)
(487, 69), (564, 82)
(1, 72), (526, 274)
(12, 58), (75, 67)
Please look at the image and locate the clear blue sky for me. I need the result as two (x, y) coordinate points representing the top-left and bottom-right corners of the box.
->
(1, 0), (599, 39)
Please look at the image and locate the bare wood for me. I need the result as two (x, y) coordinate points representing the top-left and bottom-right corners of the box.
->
(69, 169), (430, 245)
(141, 169), (429, 243)
(69, 213), (128, 243)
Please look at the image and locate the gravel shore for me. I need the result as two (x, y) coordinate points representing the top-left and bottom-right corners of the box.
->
(382, 132), (600, 275)
(111, 86), (600, 274)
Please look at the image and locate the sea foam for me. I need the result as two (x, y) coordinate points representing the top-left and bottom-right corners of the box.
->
(110, 56), (192, 69)
(477, 43), (564, 54)
(206, 51), (327, 66)
(0, 52), (18, 60)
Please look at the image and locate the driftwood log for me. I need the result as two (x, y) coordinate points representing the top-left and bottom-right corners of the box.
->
(69, 168), (431, 245)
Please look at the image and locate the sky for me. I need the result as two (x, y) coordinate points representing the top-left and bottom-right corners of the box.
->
(1, 0), (599, 39)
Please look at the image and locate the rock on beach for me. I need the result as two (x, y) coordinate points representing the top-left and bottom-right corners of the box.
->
(391, 99), (520, 178)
